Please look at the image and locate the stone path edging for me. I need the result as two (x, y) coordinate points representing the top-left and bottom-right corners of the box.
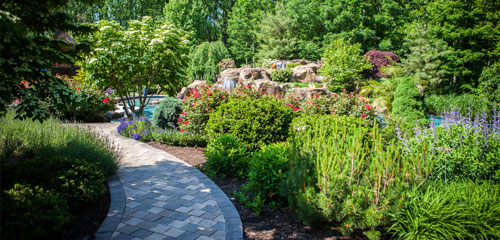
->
(88, 123), (243, 240)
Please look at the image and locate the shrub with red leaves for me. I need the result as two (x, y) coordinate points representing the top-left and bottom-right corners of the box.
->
(364, 49), (399, 79)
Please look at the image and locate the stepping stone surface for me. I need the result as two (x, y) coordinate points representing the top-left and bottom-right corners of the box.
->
(87, 123), (243, 240)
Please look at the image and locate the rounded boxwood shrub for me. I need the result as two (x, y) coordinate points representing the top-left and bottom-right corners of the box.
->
(205, 97), (295, 150)
(392, 77), (429, 125)
(203, 134), (249, 178)
(152, 97), (182, 129)
(271, 68), (293, 82)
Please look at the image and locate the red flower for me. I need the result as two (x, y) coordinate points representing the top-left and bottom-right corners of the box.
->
(348, 94), (353, 97)
(292, 107), (298, 111)
(330, 110), (335, 114)
(361, 114), (367, 118)
(315, 94), (319, 98)
(182, 100), (185, 103)
(365, 104), (371, 110)
(183, 121), (188, 125)
(193, 92), (199, 98)
(77, 87), (81, 90)
(207, 92), (212, 95)
(183, 96), (187, 100)
(293, 98), (297, 101)
(374, 106), (377, 109)
(361, 98), (365, 102)
(288, 103), (292, 106)
(311, 102), (315, 106)
(301, 94), (304, 97)
(182, 112), (187, 116)
(222, 95), (225, 99)
(180, 129), (184, 133)
(178, 117), (183, 122)
(189, 90), (193, 94)
(263, 91), (266, 94)
(103, 98), (110, 103)
(247, 84), (251, 88)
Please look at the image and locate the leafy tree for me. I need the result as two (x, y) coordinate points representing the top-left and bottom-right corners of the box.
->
(188, 41), (230, 83)
(392, 76), (429, 125)
(413, 0), (500, 89)
(227, 0), (275, 65)
(162, 0), (219, 45)
(402, 23), (452, 95)
(319, 38), (372, 92)
(64, 0), (168, 26)
(81, 17), (189, 117)
(0, 0), (94, 120)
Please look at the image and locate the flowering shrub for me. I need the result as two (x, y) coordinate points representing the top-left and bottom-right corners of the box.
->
(117, 117), (155, 142)
(180, 85), (264, 135)
(398, 109), (500, 182)
(283, 92), (376, 121)
(48, 74), (116, 122)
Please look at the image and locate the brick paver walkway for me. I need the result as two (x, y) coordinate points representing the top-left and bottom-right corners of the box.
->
(87, 123), (243, 240)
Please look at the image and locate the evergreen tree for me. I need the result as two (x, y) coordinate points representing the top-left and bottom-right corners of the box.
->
(392, 77), (429, 125)
(402, 23), (452, 95)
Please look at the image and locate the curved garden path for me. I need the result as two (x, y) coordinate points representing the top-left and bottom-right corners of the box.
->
(85, 123), (243, 240)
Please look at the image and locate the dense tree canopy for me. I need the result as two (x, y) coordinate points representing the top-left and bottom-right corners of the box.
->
(0, 0), (94, 120)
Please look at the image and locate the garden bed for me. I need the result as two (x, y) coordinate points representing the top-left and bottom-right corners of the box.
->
(147, 142), (368, 240)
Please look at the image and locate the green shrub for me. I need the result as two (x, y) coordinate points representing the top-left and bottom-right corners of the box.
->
(152, 129), (207, 147)
(1, 184), (72, 240)
(205, 97), (294, 150)
(203, 135), (249, 178)
(424, 94), (490, 116)
(319, 38), (372, 92)
(271, 69), (293, 82)
(479, 61), (500, 104)
(283, 115), (430, 237)
(152, 97), (183, 129)
(392, 77), (429, 125)
(286, 62), (300, 69)
(389, 180), (500, 240)
(238, 143), (291, 214)
(0, 112), (118, 176)
(188, 41), (230, 83)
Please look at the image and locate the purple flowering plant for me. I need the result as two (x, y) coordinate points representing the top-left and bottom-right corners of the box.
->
(397, 108), (500, 182)
(117, 117), (155, 142)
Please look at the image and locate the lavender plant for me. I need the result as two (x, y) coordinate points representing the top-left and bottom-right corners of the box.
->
(397, 109), (500, 182)
(117, 117), (155, 142)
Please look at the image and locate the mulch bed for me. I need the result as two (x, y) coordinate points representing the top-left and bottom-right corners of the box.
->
(147, 142), (368, 240)
(62, 184), (110, 240)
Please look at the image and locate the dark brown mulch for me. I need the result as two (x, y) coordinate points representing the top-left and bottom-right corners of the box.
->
(147, 142), (368, 240)
(60, 184), (110, 240)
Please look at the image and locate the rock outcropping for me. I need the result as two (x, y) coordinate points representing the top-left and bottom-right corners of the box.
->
(291, 63), (320, 83)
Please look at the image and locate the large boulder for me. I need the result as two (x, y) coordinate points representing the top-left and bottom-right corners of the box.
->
(217, 67), (271, 84)
(288, 87), (328, 98)
(292, 63), (320, 83)
(238, 79), (285, 97)
(176, 80), (206, 98)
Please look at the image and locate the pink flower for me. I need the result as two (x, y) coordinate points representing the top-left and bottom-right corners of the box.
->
(361, 114), (366, 118)
(207, 92), (212, 96)
(182, 100), (185, 103)
(315, 94), (319, 98)
(374, 106), (377, 109)
(301, 94), (304, 97)
(311, 102), (315, 106)
(263, 91), (266, 95)
(178, 117), (183, 122)
(361, 98), (365, 102)
(292, 107), (298, 111)
(183, 121), (188, 125)
(180, 129), (184, 133)
(77, 87), (81, 90)
(222, 95), (225, 99)
(183, 96), (187, 100)
(103, 98), (110, 103)
(182, 112), (187, 116)
(330, 110), (335, 114)
(348, 94), (353, 97)
(365, 104), (371, 110)
(293, 98), (297, 101)
(189, 90), (193, 94)
(16, 98), (21, 103)
(193, 92), (199, 98)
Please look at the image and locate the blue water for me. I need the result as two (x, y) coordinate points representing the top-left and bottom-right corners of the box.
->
(376, 114), (443, 127)
(117, 96), (164, 120)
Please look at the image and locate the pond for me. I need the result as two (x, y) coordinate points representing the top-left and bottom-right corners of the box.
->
(115, 96), (165, 120)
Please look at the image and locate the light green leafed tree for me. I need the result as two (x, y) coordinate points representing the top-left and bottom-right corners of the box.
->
(188, 41), (230, 83)
(319, 38), (372, 92)
(81, 17), (189, 117)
